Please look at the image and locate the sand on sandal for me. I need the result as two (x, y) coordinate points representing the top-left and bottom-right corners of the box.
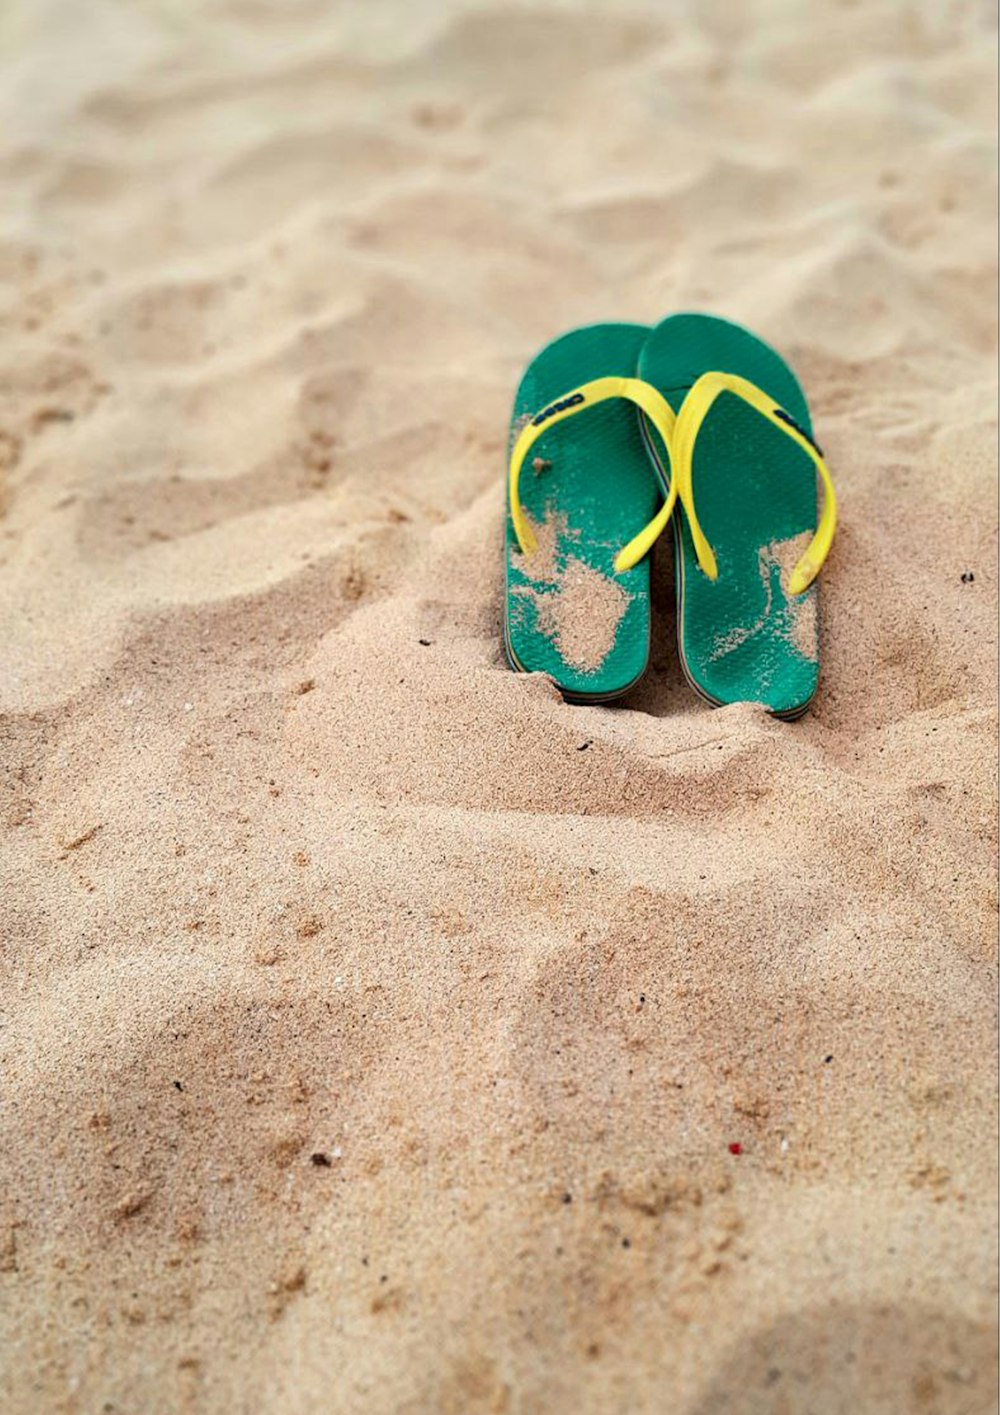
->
(0, 2), (996, 1413)
(510, 506), (571, 584)
(512, 509), (630, 674)
(709, 531), (819, 667)
(533, 556), (630, 674)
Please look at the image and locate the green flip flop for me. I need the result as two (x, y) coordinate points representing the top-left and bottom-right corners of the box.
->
(637, 313), (837, 718)
(503, 324), (677, 703)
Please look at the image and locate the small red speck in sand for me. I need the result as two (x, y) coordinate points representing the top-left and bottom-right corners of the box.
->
(728, 1143), (742, 1155)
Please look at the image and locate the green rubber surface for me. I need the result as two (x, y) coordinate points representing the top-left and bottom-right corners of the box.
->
(504, 324), (665, 701)
(637, 313), (822, 717)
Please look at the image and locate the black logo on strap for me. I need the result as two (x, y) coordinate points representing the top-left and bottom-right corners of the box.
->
(531, 392), (585, 427)
(773, 407), (823, 456)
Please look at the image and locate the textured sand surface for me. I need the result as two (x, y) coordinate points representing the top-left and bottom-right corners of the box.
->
(1, 2), (997, 1412)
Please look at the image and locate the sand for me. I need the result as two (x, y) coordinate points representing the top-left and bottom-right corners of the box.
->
(533, 556), (630, 673)
(0, 2), (997, 1412)
(511, 510), (630, 673)
(708, 533), (819, 667)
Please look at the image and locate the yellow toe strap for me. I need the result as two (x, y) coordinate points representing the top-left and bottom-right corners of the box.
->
(508, 376), (679, 574)
(630, 369), (836, 594)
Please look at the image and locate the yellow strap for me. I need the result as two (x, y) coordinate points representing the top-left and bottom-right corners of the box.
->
(648, 370), (836, 595)
(508, 376), (679, 575)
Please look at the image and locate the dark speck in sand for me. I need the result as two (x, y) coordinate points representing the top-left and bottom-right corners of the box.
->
(824, 1055), (834, 1063)
(418, 639), (432, 646)
(961, 571), (975, 583)
(310, 1152), (332, 1167)
(173, 1080), (183, 1091)
(577, 741), (592, 751)
(562, 1192), (572, 1205)
(621, 1238), (631, 1249)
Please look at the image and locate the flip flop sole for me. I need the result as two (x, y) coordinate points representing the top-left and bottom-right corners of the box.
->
(504, 323), (661, 702)
(638, 313), (822, 717)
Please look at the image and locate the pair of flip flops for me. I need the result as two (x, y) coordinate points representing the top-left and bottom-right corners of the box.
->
(503, 313), (837, 718)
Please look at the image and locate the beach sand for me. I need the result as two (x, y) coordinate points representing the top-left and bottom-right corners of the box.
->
(0, 1), (997, 1411)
